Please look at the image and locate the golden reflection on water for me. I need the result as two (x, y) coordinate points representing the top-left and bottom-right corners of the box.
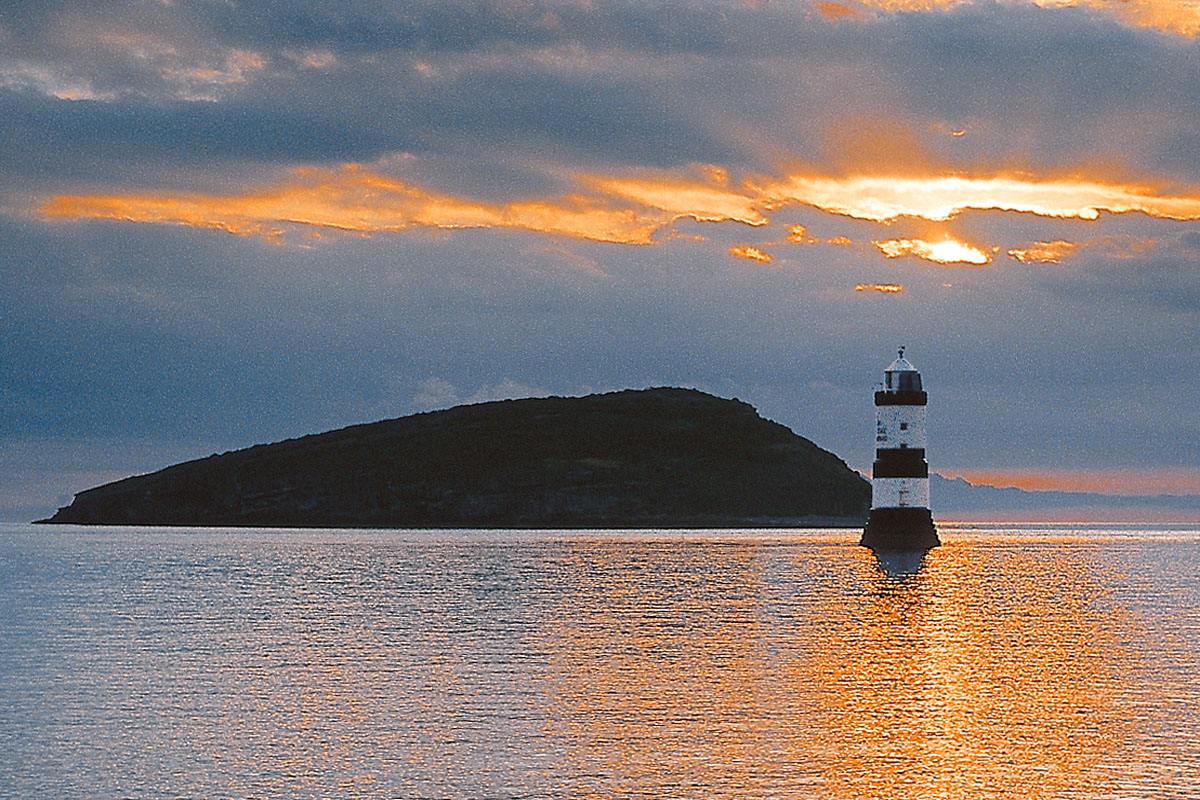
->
(5, 529), (1200, 798)
(808, 545), (1125, 799)
(537, 540), (1132, 798)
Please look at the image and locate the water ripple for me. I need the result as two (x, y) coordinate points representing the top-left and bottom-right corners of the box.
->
(1, 524), (1199, 798)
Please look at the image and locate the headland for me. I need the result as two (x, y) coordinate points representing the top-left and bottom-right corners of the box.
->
(41, 388), (870, 529)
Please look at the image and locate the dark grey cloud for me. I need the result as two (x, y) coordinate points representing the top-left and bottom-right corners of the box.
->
(189, 0), (808, 58)
(0, 89), (409, 186)
(882, 4), (1200, 179)
(1038, 249), (1200, 316)
(7, 0), (1200, 189)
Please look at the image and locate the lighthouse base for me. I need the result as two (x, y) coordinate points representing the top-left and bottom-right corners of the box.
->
(860, 507), (939, 551)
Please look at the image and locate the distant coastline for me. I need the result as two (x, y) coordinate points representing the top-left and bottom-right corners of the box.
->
(930, 473), (1200, 523)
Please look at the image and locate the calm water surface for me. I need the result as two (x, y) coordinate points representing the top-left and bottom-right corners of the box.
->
(2, 522), (1199, 799)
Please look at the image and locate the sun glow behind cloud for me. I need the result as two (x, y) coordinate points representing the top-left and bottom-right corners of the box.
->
(37, 165), (1200, 258)
(758, 174), (1200, 223)
(874, 238), (990, 265)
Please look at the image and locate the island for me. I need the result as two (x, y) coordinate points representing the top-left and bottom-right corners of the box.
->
(40, 388), (870, 528)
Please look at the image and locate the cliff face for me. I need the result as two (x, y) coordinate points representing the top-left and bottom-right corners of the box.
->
(42, 388), (870, 528)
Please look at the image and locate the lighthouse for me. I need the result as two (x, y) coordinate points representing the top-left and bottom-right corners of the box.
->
(860, 347), (940, 551)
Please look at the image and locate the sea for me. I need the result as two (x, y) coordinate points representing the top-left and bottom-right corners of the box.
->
(2, 522), (1199, 799)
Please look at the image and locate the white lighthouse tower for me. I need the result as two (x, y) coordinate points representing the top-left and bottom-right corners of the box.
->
(860, 347), (940, 550)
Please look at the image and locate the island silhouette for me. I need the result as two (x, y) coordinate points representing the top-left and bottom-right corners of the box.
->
(41, 388), (870, 528)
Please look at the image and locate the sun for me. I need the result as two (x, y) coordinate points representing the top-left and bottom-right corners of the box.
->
(923, 238), (990, 265)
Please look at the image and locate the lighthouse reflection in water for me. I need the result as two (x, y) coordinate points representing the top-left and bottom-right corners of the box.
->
(3, 525), (1200, 799)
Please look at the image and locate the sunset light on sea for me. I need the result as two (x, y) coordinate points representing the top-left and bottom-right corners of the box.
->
(3, 524), (1200, 798)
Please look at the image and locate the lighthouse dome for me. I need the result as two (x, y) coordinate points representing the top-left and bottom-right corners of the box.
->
(884, 347), (922, 392)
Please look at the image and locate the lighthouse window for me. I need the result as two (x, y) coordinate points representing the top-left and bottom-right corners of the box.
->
(899, 422), (908, 430)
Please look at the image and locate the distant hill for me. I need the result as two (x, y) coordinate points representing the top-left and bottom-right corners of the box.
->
(930, 473), (1200, 518)
(41, 388), (871, 528)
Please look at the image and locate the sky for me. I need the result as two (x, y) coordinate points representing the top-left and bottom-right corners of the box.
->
(3, 0), (1200, 520)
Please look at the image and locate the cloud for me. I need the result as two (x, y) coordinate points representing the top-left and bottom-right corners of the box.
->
(466, 378), (551, 404)
(8, 0), (1200, 197)
(1040, 248), (1200, 314)
(1008, 240), (1078, 264)
(37, 164), (685, 244)
(846, 0), (1200, 37)
(855, 283), (903, 293)
(758, 174), (1200, 223)
(816, 2), (861, 20)
(1092, 235), (1157, 258)
(37, 161), (1200, 255)
(0, 6), (268, 102)
(729, 245), (772, 263)
(873, 237), (991, 265)
(411, 377), (552, 411)
(585, 169), (768, 227)
(1074, 0), (1200, 38)
(411, 377), (459, 411)
(1008, 235), (1157, 263)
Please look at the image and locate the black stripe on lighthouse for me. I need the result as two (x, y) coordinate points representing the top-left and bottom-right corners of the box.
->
(874, 390), (927, 406)
(873, 448), (928, 478)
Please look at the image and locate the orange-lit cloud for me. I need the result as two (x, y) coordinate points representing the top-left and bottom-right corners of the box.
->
(1008, 240), (1078, 263)
(40, 166), (682, 245)
(729, 245), (772, 263)
(583, 172), (768, 228)
(816, 1), (860, 19)
(1008, 235), (1158, 263)
(40, 166), (783, 245)
(849, 0), (1200, 38)
(875, 237), (990, 265)
(779, 225), (853, 247)
(1093, 235), (1157, 258)
(284, 49), (337, 70)
(1102, 0), (1200, 38)
(38, 164), (1200, 251)
(855, 283), (903, 293)
(758, 174), (1200, 223)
